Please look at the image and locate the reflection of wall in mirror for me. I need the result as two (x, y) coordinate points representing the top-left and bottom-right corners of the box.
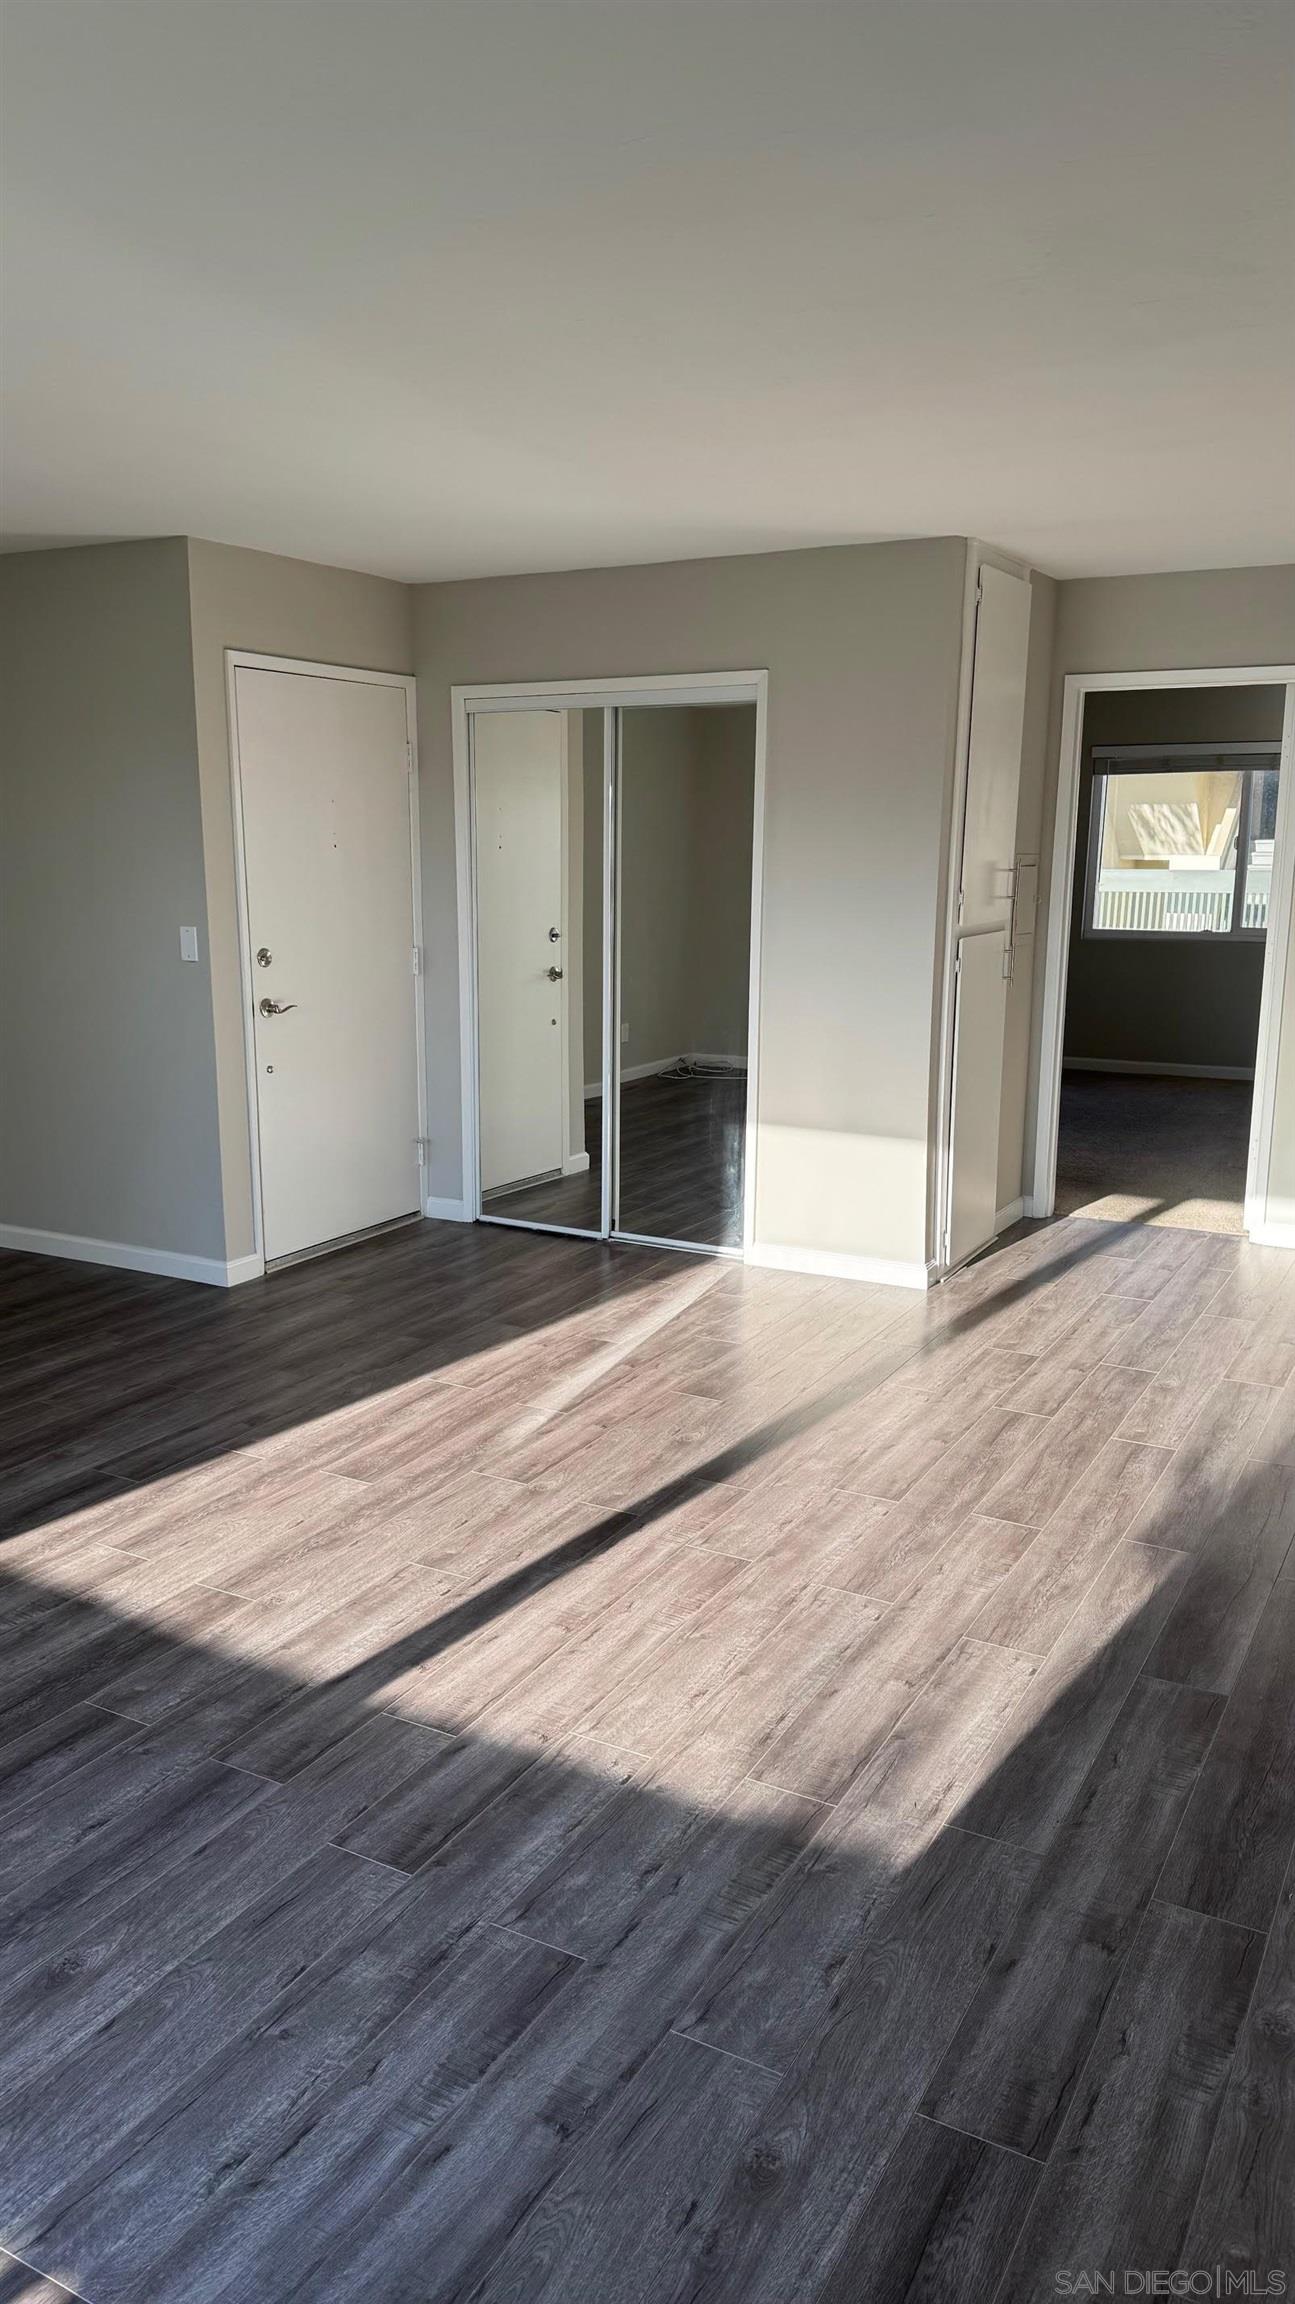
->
(581, 705), (756, 1092)
(563, 711), (586, 1170)
(582, 712), (605, 1090)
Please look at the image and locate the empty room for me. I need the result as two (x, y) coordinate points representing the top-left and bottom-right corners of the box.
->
(1, 6), (1294, 2303)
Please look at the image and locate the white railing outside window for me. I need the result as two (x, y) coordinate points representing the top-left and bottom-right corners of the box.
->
(1092, 865), (1271, 936)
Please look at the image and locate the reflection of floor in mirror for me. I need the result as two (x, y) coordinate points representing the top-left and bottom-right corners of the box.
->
(1054, 1070), (1253, 1233)
(485, 1068), (747, 1247)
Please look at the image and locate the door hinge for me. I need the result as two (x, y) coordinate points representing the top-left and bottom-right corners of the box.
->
(406, 739), (414, 774)
(411, 946), (422, 976)
(415, 1137), (430, 1167)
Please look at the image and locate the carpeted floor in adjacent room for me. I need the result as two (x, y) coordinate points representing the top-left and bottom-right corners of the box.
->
(1054, 1069), (1254, 1233)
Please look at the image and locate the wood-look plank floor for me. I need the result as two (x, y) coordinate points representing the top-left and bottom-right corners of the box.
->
(2, 1213), (1294, 2302)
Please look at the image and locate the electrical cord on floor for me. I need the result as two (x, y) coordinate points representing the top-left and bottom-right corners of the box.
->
(658, 1057), (748, 1080)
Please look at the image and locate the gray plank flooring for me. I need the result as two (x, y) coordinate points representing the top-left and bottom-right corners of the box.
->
(1, 1211), (1294, 2300)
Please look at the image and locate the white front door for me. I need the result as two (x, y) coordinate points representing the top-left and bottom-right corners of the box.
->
(945, 564), (1032, 1268)
(473, 710), (566, 1194)
(234, 664), (421, 1264)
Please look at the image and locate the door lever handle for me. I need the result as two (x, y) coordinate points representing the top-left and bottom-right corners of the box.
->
(259, 997), (299, 1016)
(546, 966), (564, 982)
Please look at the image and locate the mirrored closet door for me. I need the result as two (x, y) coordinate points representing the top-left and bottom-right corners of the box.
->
(613, 703), (756, 1250)
(470, 691), (758, 1258)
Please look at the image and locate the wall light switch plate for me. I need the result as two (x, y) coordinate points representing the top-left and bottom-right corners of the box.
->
(179, 925), (200, 963)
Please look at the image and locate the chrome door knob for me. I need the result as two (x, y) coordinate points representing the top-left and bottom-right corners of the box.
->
(548, 926), (561, 942)
(546, 965), (564, 982)
(259, 997), (299, 1016)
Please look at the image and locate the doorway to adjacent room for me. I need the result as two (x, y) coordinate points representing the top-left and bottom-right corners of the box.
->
(1034, 668), (1294, 1240)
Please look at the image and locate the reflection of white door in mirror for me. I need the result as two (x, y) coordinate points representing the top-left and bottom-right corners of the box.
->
(474, 710), (566, 1194)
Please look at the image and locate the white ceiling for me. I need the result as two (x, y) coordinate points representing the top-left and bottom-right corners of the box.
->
(2, 2), (1292, 583)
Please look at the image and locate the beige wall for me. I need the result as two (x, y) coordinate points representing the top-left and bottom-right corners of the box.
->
(0, 540), (224, 1258)
(686, 705), (757, 1060)
(1047, 568), (1295, 691)
(1024, 565), (1295, 1219)
(1062, 687), (1283, 1074)
(185, 539), (414, 1259)
(415, 538), (968, 1267)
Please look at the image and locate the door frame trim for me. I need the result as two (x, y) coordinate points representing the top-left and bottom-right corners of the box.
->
(1031, 663), (1295, 1239)
(225, 651), (426, 1268)
(451, 670), (769, 1255)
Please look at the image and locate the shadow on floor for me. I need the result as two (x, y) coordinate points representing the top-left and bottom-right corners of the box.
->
(0, 1216), (1287, 2300)
(1, 1199), (1167, 1560)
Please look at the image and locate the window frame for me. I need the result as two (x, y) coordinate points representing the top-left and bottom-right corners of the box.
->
(1081, 741), (1281, 944)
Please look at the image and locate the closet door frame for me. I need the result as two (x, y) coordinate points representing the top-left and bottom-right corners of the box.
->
(453, 672), (768, 1256)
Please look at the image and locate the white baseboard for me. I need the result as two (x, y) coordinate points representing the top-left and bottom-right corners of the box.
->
(562, 1151), (591, 1176)
(1064, 1057), (1255, 1082)
(0, 1222), (264, 1289)
(1246, 1218), (1295, 1251)
(747, 1240), (934, 1290)
(424, 1196), (472, 1223)
(994, 1198), (1025, 1231)
(585, 1055), (676, 1097)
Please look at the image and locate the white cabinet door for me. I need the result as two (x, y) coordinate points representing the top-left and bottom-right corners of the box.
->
(946, 929), (1012, 1269)
(473, 710), (566, 1194)
(235, 666), (420, 1264)
(962, 566), (1032, 934)
(944, 565), (1032, 1267)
